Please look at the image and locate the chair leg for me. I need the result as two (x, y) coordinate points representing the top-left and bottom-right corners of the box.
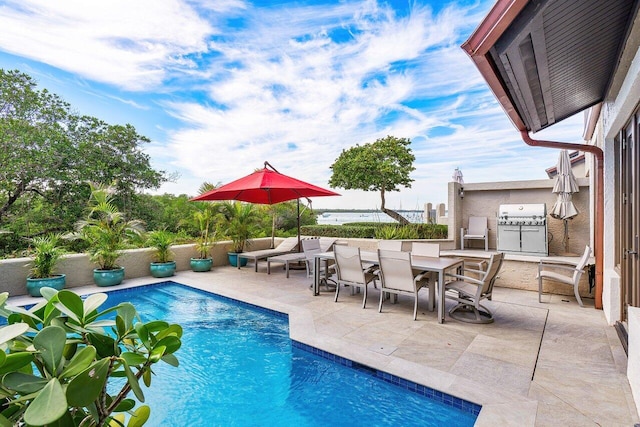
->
(334, 282), (340, 302)
(574, 283), (584, 307)
(538, 276), (543, 303)
(413, 296), (418, 320)
(362, 283), (368, 309)
(378, 290), (384, 313)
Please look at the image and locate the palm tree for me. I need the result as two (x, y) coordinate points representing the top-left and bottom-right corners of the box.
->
(70, 183), (145, 270)
(220, 201), (261, 253)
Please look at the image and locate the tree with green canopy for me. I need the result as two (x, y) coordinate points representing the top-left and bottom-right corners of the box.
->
(0, 69), (166, 243)
(329, 135), (416, 224)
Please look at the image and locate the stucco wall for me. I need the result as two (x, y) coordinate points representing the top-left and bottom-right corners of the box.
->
(449, 179), (591, 255)
(628, 307), (640, 419)
(0, 238), (276, 298)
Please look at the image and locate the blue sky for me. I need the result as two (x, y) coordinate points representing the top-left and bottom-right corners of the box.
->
(0, 0), (584, 210)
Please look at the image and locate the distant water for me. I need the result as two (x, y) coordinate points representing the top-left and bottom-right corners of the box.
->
(316, 211), (425, 225)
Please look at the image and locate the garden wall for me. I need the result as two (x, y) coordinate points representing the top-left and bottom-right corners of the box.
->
(0, 238), (276, 297)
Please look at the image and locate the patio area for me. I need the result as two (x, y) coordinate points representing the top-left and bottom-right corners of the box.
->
(9, 263), (638, 426)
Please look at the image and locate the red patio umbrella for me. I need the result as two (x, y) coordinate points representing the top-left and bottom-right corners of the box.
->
(190, 161), (340, 249)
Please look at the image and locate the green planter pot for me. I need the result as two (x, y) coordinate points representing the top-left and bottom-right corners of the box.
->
(93, 267), (125, 287)
(26, 274), (66, 297)
(227, 252), (248, 267)
(150, 261), (176, 278)
(190, 258), (213, 272)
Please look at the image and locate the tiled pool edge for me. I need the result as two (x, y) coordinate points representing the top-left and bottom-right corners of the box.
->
(292, 340), (482, 417)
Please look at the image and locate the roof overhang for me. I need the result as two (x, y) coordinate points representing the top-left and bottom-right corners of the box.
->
(462, 0), (640, 133)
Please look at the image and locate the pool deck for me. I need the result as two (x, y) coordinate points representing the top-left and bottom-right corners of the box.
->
(9, 265), (639, 426)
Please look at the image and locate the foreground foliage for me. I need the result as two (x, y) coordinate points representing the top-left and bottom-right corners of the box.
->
(0, 288), (182, 426)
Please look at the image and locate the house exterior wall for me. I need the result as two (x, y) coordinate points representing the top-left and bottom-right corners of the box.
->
(593, 23), (640, 417)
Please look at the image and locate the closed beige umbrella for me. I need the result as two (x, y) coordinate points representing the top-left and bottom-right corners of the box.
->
(550, 150), (579, 252)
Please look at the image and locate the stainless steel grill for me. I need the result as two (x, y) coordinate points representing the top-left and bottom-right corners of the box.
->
(497, 204), (548, 255)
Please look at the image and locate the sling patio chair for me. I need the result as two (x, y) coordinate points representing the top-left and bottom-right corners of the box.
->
(444, 252), (505, 323)
(460, 216), (489, 251)
(333, 245), (378, 309)
(377, 249), (435, 320)
(537, 245), (592, 307)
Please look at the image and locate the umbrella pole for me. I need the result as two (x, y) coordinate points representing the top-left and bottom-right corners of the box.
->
(297, 199), (301, 252)
(563, 218), (569, 253)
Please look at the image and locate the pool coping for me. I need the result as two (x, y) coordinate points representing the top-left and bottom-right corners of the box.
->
(7, 276), (538, 426)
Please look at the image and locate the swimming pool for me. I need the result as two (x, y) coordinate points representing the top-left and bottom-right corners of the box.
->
(103, 282), (479, 426)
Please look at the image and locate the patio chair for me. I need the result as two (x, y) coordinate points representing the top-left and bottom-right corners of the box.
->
(410, 242), (440, 258)
(377, 240), (403, 251)
(302, 238), (336, 289)
(537, 245), (592, 307)
(333, 245), (378, 308)
(377, 249), (435, 320)
(238, 236), (299, 271)
(444, 252), (504, 323)
(460, 216), (489, 251)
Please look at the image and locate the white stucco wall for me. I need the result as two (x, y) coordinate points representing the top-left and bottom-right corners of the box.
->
(628, 307), (640, 419)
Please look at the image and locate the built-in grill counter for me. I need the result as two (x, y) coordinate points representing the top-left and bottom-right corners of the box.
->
(497, 204), (548, 256)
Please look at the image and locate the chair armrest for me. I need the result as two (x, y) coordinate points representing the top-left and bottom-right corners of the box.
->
(539, 257), (578, 266)
(538, 263), (580, 273)
(445, 272), (483, 285)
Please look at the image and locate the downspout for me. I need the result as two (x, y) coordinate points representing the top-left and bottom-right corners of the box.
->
(521, 131), (604, 309)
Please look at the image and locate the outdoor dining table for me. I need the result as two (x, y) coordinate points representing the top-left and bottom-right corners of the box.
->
(312, 250), (464, 323)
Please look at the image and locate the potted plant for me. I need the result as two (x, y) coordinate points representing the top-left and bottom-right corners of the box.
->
(190, 209), (217, 272)
(220, 201), (260, 267)
(147, 229), (177, 278)
(25, 234), (66, 296)
(69, 183), (145, 287)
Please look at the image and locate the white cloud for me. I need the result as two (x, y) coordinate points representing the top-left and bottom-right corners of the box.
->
(0, 0), (587, 210)
(0, 0), (216, 90)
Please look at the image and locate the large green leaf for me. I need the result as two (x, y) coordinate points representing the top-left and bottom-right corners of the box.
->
(127, 405), (150, 427)
(66, 358), (109, 407)
(154, 336), (181, 355)
(0, 323), (29, 345)
(23, 378), (67, 426)
(123, 361), (144, 402)
(160, 353), (179, 367)
(54, 291), (84, 323)
(149, 345), (166, 363)
(143, 321), (168, 333)
(33, 326), (66, 374)
(0, 352), (34, 376)
(0, 413), (13, 427)
(113, 398), (135, 412)
(134, 323), (150, 349)
(120, 352), (147, 366)
(87, 333), (117, 358)
(2, 372), (48, 393)
(60, 345), (97, 378)
(155, 324), (183, 340)
(117, 303), (137, 330)
(83, 293), (108, 318)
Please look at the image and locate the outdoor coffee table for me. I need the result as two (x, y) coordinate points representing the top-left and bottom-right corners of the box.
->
(267, 252), (306, 278)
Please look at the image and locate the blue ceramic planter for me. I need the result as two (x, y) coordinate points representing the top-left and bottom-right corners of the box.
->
(227, 253), (248, 267)
(93, 267), (125, 287)
(26, 274), (66, 297)
(190, 258), (213, 272)
(150, 261), (176, 278)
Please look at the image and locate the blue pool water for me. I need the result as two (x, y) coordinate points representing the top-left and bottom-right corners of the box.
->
(89, 283), (478, 425)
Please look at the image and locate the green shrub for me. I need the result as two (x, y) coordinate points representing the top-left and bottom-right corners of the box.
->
(302, 223), (447, 239)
